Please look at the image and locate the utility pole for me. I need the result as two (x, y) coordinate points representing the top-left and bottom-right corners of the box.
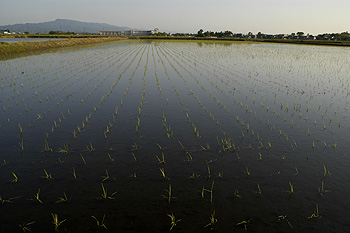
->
(27, 23), (29, 34)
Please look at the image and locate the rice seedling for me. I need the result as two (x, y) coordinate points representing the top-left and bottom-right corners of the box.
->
(285, 182), (296, 200)
(167, 213), (181, 231)
(0, 195), (20, 205)
(131, 142), (139, 151)
(1, 160), (6, 166)
(57, 158), (64, 165)
(72, 167), (77, 179)
(91, 215), (107, 229)
(107, 153), (114, 162)
(162, 184), (177, 203)
(234, 188), (242, 199)
(42, 139), (53, 152)
(10, 172), (19, 183)
(19, 139), (24, 152)
(267, 140), (272, 150)
(159, 168), (169, 180)
(131, 152), (137, 162)
(216, 171), (224, 178)
(277, 215), (293, 229)
(282, 155), (286, 161)
(55, 192), (71, 203)
(19, 221), (36, 232)
(323, 164), (331, 177)
(246, 166), (251, 176)
(204, 211), (217, 230)
(206, 160), (211, 178)
(42, 169), (53, 179)
(185, 152), (193, 163)
(318, 179), (331, 196)
(156, 153), (165, 165)
(200, 143), (210, 151)
(18, 123), (23, 135)
(85, 141), (95, 152)
(294, 167), (299, 176)
(58, 143), (69, 154)
(51, 213), (66, 232)
(255, 184), (262, 196)
(101, 169), (110, 182)
(98, 183), (116, 200)
(80, 153), (86, 164)
(308, 204), (320, 219)
(199, 185), (207, 199)
(236, 218), (252, 231)
(188, 172), (200, 179)
(29, 188), (43, 204)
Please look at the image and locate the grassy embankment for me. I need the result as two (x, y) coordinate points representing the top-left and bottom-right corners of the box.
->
(0, 36), (127, 59)
(0, 34), (114, 39)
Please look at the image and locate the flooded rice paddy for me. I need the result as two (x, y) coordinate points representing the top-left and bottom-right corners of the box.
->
(0, 40), (350, 232)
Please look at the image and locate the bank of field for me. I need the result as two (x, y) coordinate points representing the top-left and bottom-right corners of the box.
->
(0, 37), (127, 59)
(0, 40), (349, 233)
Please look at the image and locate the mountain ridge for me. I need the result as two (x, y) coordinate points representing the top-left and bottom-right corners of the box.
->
(0, 19), (134, 34)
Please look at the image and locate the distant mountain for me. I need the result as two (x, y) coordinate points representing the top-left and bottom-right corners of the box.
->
(0, 19), (134, 34)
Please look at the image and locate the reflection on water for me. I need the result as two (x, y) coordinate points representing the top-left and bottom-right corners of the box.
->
(0, 40), (349, 233)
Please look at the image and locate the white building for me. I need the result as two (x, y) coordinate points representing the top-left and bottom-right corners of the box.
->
(99, 28), (159, 36)
(100, 31), (122, 36)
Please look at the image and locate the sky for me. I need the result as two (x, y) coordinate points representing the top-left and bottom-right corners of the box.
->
(1, 0), (350, 35)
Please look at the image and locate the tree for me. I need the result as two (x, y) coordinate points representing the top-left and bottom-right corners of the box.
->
(197, 29), (204, 37)
(297, 32), (304, 37)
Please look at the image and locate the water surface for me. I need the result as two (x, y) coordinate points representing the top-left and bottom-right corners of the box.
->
(0, 40), (349, 232)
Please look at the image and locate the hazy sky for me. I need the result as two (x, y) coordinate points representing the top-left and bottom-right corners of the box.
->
(1, 0), (349, 35)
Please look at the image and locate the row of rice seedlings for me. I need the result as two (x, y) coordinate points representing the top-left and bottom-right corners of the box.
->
(3, 55), (109, 154)
(64, 45), (146, 144)
(159, 45), (257, 151)
(2, 51), (102, 119)
(153, 46), (202, 166)
(163, 44), (282, 148)
(156, 46), (221, 142)
(104, 46), (147, 140)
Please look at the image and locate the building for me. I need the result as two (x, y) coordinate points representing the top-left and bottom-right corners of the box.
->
(124, 28), (159, 36)
(100, 28), (159, 36)
(99, 31), (122, 36)
(0, 29), (10, 34)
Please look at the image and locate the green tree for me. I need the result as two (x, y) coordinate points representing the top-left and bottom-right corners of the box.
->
(197, 29), (204, 37)
(297, 32), (304, 37)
